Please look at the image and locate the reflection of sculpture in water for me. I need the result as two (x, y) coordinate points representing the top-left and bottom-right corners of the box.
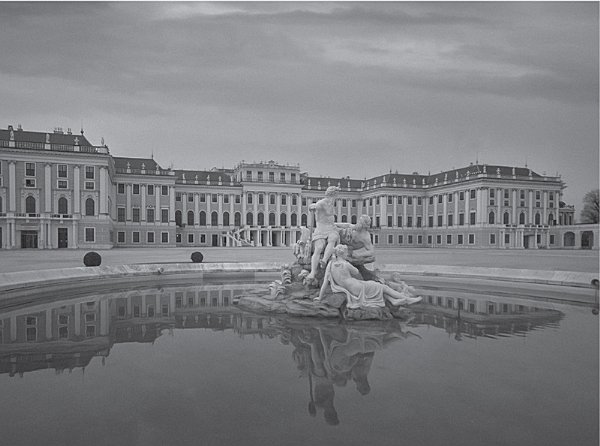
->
(305, 186), (341, 282)
(290, 322), (417, 425)
(316, 244), (422, 307)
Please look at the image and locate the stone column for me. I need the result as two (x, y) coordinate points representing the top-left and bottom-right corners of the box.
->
(402, 196), (407, 228)
(45, 163), (52, 213)
(442, 194), (447, 226)
(218, 194), (223, 226)
(8, 161), (16, 212)
(512, 189), (517, 224)
(528, 190), (534, 224)
(497, 188), (502, 225)
(454, 192), (459, 223)
(99, 167), (108, 215)
(73, 165), (80, 214)
(155, 185), (160, 222)
(543, 191), (548, 225)
(126, 184), (132, 220)
(206, 193), (212, 226)
(194, 193), (199, 227)
(393, 196), (397, 227)
(242, 192), (247, 226)
(169, 186), (175, 224)
(465, 193), (470, 226)
(433, 195), (438, 226)
(141, 185), (147, 221)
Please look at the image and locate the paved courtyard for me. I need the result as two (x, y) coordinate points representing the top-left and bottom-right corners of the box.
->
(0, 247), (597, 274)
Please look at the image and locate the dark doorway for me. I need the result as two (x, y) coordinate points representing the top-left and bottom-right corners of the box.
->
(0, 227), (2, 248)
(58, 228), (68, 248)
(523, 235), (530, 249)
(21, 231), (38, 248)
(581, 231), (594, 249)
(211, 234), (219, 246)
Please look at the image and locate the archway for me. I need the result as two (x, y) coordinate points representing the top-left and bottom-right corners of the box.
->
(581, 231), (594, 249)
(564, 232), (575, 247)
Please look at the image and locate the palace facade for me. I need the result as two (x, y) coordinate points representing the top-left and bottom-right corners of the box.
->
(0, 124), (595, 250)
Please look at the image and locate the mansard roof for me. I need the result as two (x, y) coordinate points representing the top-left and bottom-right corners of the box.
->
(113, 156), (161, 172)
(0, 125), (93, 147)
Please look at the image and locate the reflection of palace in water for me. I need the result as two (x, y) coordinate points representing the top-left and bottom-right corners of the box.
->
(0, 284), (563, 381)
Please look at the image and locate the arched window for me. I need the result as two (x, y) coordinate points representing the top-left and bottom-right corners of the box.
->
(257, 212), (264, 226)
(58, 197), (68, 215)
(280, 213), (287, 226)
(341, 215), (347, 223)
(234, 212), (241, 226)
(223, 212), (230, 226)
(548, 213), (554, 226)
(246, 212), (254, 226)
(534, 212), (541, 225)
(85, 198), (95, 216)
(26, 196), (36, 214)
(503, 212), (510, 225)
(187, 210), (194, 226)
(199, 211), (206, 226)
(301, 213), (307, 226)
(211, 211), (218, 226)
(519, 212), (525, 225)
(247, 193), (253, 204)
(291, 213), (297, 226)
(175, 210), (182, 227)
(488, 211), (495, 224)
(269, 213), (276, 226)
(351, 215), (357, 224)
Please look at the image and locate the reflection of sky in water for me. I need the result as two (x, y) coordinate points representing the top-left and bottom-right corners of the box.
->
(0, 282), (597, 446)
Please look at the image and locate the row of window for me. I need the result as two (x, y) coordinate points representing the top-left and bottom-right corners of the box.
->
(21, 178), (96, 190)
(385, 233), (478, 245)
(242, 170), (297, 183)
(15, 196), (96, 216)
(3, 162), (97, 179)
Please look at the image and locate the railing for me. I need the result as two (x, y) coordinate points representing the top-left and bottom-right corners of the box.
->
(115, 168), (175, 176)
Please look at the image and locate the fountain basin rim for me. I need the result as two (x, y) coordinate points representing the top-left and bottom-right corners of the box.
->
(0, 262), (595, 300)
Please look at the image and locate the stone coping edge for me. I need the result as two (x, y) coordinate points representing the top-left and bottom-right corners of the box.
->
(0, 262), (596, 296)
(378, 264), (597, 289)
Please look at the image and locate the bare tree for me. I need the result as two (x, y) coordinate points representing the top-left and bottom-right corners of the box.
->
(580, 189), (599, 223)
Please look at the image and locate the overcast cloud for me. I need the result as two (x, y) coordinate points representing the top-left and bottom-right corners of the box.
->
(0, 1), (597, 212)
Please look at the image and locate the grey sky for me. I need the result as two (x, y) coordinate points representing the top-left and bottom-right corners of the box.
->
(1, 1), (597, 212)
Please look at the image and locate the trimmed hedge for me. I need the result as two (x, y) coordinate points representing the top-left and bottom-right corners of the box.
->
(191, 251), (204, 263)
(83, 251), (102, 267)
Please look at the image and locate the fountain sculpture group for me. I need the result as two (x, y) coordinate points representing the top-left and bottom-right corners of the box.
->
(238, 186), (422, 320)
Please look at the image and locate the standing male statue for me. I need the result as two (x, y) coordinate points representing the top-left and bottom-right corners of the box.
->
(305, 186), (341, 282)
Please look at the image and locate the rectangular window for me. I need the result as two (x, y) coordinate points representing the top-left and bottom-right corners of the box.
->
(437, 215), (443, 227)
(504, 234), (510, 244)
(161, 209), (169, 223)
(397, 216), (403, 227)
(459, 213), (465, 226)
(132, 208), (140, 222)
(429, 196), (434, 205)
(188, 194), (194, 202)
(161, 186), (168, 196)
(457, 234), (464, 245)
(147, 231), (155, 243)
(236, 195), (241, 204)
(133, 184), (140, 195)
(132, 231), (140, 243)
(188, 233), (194, 243)
(387, 196), (393, 205)
(211, 194), (217, 203)
(200, 193), (206, 203)
(293, 195), (298, 206)
(468, 234), (475, 244)
(246, 171), (252, 181)
(85, 227), (95, 242)
(397, 196), (402, 205)
(398, 235), (403, 244)
(147, 185), (154, 195)
(302, 197), (307, 206)
(259, 194), (264, 205)
(470, 212), (476, 225)
(117, 231), (125, 243)
(85, 166), (94, 179)
(176, 192), (182, 201)
(417, 197), (422, 206)
(408, 235), (413, 244)
(352, 200), (357, 208)
(224, 194), (230, 204)
(388, 234), (394, 244)
(417, 235), (423, 244)
(257, 171), (263, 181)
(470, 190), (476, 199)
(447, 214), (453, 226)
(436, 235), (442, 244)
(146, 208), (155, 222)
(417, 216), (422, 228)
(58, 164), (68, 178)
(280, 173), (286, 182)
(200, 234), (206, 243)
(448, 194), (453, 203)
(459, 191), (464, 201)
(407, 216), (413, 227)
(291, 173), (297, 183)
(161, 232), (169, 243)
(25, 162), (35, 176)
(117, 207), (125, 222)
(57, 180), (68, 189)
(407, 197), (413, 205)
(117, 183), (125, 194)
(549, 235), (555, 245)
(438, 195), (443, 204)
(447, 234), (452, 244)
(490, 234), (496, 245)
(428, 216), (433, 227)
(269, 172), (275, 182)
(85, 181), (94, 190)
(387, 216), (393, 227)
(281, 194), (287, 205)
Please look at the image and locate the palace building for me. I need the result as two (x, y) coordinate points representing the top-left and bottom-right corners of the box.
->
(0, 124), (595, 250)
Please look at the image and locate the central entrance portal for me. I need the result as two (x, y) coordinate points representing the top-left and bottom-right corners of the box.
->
(21, 231), (38, 249)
